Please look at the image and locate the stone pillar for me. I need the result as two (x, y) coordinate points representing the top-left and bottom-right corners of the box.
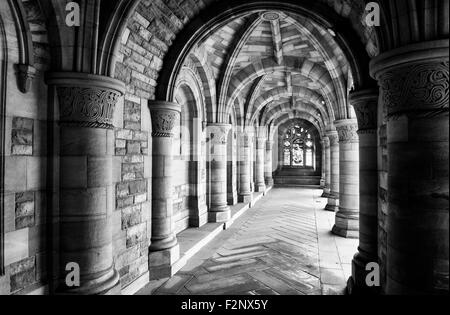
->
(325, 132), (339, 212)
(320, 140), (326, 187)
(148, 101), (181, 279)
(332, 119), (359, 238)
(321, 136), (331, 198)
(46, 72), (124, 295)
(255, 137), (267, 193)
(207, 123), (232, 222)
(371, 40), (449, 295)
(190, 118), (208, 227)
(347, 88), (379, 294)
(265, 140), (274, 187)
(238, 131), (252, 203)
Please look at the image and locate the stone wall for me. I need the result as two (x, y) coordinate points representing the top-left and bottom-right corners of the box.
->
(0, 0), (51, 295)
(112, 94), (152, 289)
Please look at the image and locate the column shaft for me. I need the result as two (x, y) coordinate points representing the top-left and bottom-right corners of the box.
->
(321, 137), (331, 198)
(255, 137), (266, 193)
(265, 140), (274, 187)
(325, 132), (339, 211)
(347, 89), (380, 294)
(332, 119), (359, 238)
(238, 131), (252, 203)
(207, 124), (231, 222)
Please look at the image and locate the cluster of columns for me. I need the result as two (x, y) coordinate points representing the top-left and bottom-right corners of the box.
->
(345, 39), (449, 295)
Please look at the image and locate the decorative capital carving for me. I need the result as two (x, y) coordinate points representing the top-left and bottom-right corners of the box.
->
(322, 136), (330, 148)
(149, 101), (181, 137)
(350, 88), (379, 134)
(207, 124), (231, 145)
(46, 72), (125, 129)
(335, 120), (359, 143)
(326, 131), (339, 146)
(370, 40), (449, 119)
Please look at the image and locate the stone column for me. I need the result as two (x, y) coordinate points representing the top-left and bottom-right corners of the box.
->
(207, 123), (232, 222)
(255, 137), (267, 193)
(371, 40), (449, 295)
(265, 140), (274, 187)
(325, 131), (339, 211)
(46, 72), (124, 295)
(347, 88), (379, 294)
(238, 131), (252, 203)
(189, 118), (208, 227)
(332, 119), (359, 238)
(321, 136), (331, 198)
(320, 140), (326, 187)
(148, 101), (181, 279)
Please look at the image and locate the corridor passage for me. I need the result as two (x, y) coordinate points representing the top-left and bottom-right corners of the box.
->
(139, 188), (358, 295)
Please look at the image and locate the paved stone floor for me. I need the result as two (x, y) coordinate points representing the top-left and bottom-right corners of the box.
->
(138, 188), (358, 295)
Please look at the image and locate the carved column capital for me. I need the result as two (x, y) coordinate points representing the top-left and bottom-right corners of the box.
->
(326, 131), (339, 146)
(321, 136), (330, 148)
(207, 123), (231, 145)
(46, 72), (125, 129)
(335, 119), (359, 144)
(370, 40), (449, 119)
(350, 88), (379, 134)
(148, 101), (181, 137)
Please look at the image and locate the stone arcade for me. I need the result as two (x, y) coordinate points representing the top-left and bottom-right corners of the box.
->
(0, 0), (448, 295)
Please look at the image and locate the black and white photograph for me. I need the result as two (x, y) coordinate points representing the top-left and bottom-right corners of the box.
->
(0, 0), (448, 303)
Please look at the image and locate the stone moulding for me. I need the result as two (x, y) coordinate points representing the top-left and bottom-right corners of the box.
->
(45, 72), (126, 129)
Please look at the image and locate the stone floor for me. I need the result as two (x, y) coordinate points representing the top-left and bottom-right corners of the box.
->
(137, 188), (358, 295)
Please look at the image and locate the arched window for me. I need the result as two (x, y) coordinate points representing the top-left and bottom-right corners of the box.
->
(283, 124), (314, 168)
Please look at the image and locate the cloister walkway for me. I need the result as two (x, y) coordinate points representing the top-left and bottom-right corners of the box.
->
(138, 188), (358, 295)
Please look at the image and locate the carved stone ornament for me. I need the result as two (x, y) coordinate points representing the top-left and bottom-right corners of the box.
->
(149, 101), (181, 137)
(326, 132), (339, 146)
(350, 89), (379, 134)
(57, 86), (121, 129)
(370, 40), (449, 119)
(45, 72), (125, 129)
(207, 124), (231, 145)
(379, 61), (449, 118)
(335, 120), (359, 143)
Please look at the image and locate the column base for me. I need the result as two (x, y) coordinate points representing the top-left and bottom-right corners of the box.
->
(149, 244), (180, 280)
(189, 204), (208, 228)
(346, 253), (380, 295)
(321, 187), (331, 198)
(57, 268), (121, 295)
(325, 196), (339, 212)
(255, 183), (266, 193)
(208, 208), (231, 223)
(238, 193), (253, 204)
(265, 178), (274, 187)
(332, 210), (359, 238)
(227, 193), (238, 206)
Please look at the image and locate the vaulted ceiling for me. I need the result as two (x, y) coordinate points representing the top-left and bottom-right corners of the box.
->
(179, 9), (362, 134)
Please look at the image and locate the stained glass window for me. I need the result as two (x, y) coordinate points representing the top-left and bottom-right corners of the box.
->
(282, 122), (315, 167)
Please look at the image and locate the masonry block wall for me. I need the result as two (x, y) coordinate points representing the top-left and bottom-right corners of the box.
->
(0, 0), (51, 295)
